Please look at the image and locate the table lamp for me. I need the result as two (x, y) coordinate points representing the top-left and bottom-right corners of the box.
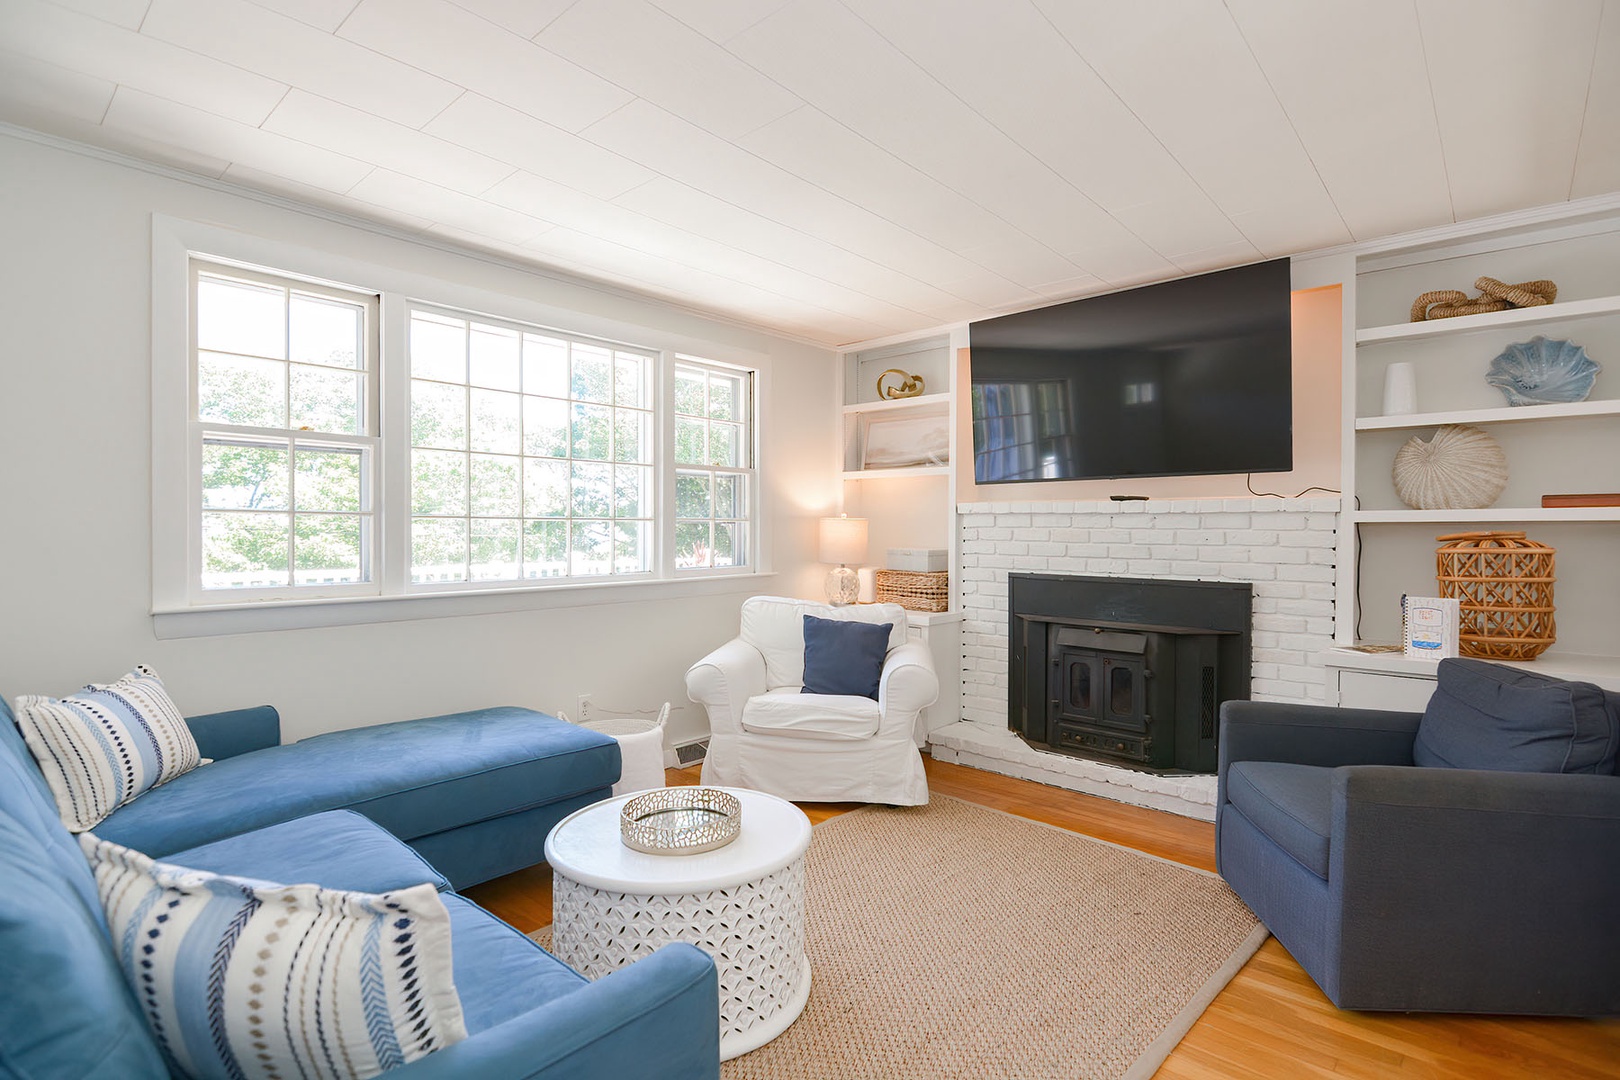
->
(818, 514), (868, 606)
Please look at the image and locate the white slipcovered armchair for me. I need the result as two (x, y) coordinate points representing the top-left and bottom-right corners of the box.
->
(686, 596), (938, 805)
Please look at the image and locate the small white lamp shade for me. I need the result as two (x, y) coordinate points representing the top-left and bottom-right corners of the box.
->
(819, 515), (867, 605)
(818, 515), (868, 566)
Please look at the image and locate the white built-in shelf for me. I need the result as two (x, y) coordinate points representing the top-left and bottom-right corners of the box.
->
(1322, 646), (1620, 691)
(1339, 205), (1620, 686)
(1355, 398), (1620, 431)
(840, 465), (952, 481)
(1351, 507), (1620, 524)
(1355, 293), (1620, 345)
(842, 391), (950, 417)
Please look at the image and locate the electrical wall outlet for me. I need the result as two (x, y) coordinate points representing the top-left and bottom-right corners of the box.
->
(575, 694), (593, 723)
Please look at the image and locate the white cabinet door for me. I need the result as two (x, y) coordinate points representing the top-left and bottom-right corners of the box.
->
(1337, 670), (1435, 712)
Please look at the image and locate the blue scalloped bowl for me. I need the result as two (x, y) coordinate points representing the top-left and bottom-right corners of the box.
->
(1486, 336), (1601, 405)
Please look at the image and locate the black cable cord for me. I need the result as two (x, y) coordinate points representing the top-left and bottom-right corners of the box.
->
(1245, 474), (1342, 499)
(1353, 509), (1364, 643)
(1242, 476), (1358, 638)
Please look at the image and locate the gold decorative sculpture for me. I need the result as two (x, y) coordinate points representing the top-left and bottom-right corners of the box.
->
(876, 368), (925, 399)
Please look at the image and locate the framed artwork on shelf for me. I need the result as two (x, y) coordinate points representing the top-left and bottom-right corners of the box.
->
(861, 413), (949, 469)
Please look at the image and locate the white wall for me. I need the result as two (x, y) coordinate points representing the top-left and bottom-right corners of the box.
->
(0, 133), (838, 749)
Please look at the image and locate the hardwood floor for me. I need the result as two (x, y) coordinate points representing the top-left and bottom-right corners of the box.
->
(463, 756), (1620, 1079)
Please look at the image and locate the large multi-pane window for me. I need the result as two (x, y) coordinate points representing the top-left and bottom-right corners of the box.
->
(191, 262), (377, 595)
(407, 307), (655, 584)
(179, 254), (754, 608)
(674, 360), (752, 569)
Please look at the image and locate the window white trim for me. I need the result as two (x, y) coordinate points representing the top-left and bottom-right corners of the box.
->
(187, 258), (382, 603)
(151, 570), (780, 639)
(151, 215), (771, 632)
(671, 355), (758, 574)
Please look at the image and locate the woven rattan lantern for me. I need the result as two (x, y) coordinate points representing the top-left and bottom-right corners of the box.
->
(1435, 531), (1556, 660)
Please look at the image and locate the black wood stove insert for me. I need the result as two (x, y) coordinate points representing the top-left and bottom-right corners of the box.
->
(1007, 574), (1252, 774)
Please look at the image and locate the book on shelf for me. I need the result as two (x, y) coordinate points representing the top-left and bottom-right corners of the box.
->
(1402, 596), (1460, 659)
(1541, 493), (1620, 508)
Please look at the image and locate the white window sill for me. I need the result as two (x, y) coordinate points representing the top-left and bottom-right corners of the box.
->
(152, 571), (779, 638)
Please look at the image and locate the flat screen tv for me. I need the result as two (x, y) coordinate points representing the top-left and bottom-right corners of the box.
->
(969, 259), (1292, 484)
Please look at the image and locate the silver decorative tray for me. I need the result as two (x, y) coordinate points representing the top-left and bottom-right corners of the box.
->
(620, 787), (742, 855)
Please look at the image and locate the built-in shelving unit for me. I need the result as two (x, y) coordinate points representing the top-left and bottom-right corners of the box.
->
(840, 391), (952, 480)
(833, 331), (963, 594)
(834, 330), (967, 728)
(1325, 199), (1620, 705)
(1354, 292), (1620, 344)
(1354, 397), (1620, 431)
(1350, 507), (1620, 524)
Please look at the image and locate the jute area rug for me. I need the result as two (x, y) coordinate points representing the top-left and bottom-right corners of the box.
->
(533, 794), (1266, 1080)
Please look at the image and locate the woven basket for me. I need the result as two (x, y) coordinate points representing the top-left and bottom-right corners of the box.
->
(874, 569), (948, 612)
(1435, 532), (1556, 660)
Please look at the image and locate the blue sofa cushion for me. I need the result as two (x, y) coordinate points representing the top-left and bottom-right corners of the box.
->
(801, 614), (892, 699)
(1224, 760), (1333, 880)
(84, 834), (470, 1079)
(168, 809), (451, 894)
(0, 810), (167, 1079)
(1416, 658), (1620, 774)
(94, 707), (619, 857)
(440, 894), (589, 1034)
(1, 704), (105, 915)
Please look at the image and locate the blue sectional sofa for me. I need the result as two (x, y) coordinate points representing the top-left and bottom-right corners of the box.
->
(0, 696), (721, 1079)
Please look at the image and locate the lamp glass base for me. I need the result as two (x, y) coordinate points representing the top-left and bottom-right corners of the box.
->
(824, 566), (858, 606)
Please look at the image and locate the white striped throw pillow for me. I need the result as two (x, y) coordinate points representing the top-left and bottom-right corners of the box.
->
(81, 835), (468, 1080)
(15, 664), (205, 832)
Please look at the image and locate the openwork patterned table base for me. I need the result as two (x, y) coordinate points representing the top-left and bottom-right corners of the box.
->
(552, 859), (811, 1059)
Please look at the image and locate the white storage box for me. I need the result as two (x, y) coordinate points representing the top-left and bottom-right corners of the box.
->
(887, 548), (947, 572)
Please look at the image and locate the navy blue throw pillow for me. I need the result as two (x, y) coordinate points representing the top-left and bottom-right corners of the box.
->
(1415, 657), (1620, 774)
(801, 615), (892, 699)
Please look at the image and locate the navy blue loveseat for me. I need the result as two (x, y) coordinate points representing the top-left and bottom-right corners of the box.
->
(0, 696), (721, 1079)
(1216, 658), (1620, 1016)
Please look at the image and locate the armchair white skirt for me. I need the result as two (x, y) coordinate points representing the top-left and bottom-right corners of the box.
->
(686, 596), (938, 805)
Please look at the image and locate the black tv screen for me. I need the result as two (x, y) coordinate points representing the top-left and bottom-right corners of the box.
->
(969, 259), (1292, 484)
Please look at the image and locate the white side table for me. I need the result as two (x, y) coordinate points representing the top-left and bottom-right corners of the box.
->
(544, 788), (813, 1061)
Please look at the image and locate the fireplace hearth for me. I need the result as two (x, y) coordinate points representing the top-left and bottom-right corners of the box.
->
(1008, 574), (1252, 774)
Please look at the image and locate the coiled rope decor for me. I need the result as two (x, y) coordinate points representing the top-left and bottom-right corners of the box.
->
(1410, 276), (1558, 321)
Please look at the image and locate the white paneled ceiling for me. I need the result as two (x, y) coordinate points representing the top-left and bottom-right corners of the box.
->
(3, 0), (1617, 346)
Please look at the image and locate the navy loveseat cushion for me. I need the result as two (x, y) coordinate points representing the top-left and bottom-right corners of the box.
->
(94, 707), (619, 856)
(1224, 760), (1334, 880)
(168, 809), (451, 894)
(1416, 658), (1620, 774)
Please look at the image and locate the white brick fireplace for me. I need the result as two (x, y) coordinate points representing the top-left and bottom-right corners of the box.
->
(930, 495), (1339, 820)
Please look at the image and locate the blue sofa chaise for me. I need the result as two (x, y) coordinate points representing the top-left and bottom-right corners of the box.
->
(0, 696), (722, 1080)
(87, 701), (621, 890)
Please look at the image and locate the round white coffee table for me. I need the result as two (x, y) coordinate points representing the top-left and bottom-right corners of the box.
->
(544, 787), (812, 1061)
